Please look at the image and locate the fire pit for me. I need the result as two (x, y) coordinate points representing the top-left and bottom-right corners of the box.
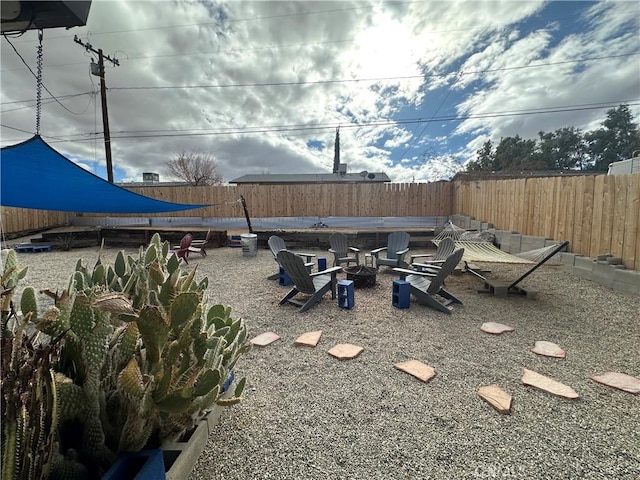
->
(343, 265), (378, 288)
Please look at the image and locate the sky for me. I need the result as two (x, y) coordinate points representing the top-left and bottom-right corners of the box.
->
(1, 0), (639, 184)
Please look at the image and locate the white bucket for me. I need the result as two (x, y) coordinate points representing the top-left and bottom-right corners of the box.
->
(240, 233), (258, 257)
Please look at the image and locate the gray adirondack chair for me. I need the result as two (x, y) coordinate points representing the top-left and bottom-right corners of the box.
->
(371, 231), (410, 269)
(328, 232), (360, 267)
(277, 250), (342, 312)
(267, 235), (315, 280)
(410, 237), (455, 272)
(393, 248), (464, 314)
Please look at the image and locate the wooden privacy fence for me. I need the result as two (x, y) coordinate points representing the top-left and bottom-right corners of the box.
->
(0, 207), (67, 236)
(122, 182), (453, 218)
(2, 175), (639, 270)
(453, 173), (640, 270)
(0, 182), (452, 233)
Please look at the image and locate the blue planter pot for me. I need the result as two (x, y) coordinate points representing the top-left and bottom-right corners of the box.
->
(102, 449), (165, 480)
(222, 371), (235, 394)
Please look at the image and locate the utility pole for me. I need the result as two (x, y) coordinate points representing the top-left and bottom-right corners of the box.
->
(73, 35), (119, 183)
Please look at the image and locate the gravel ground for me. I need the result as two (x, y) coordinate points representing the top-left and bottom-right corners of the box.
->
(8, 242), (640, 480)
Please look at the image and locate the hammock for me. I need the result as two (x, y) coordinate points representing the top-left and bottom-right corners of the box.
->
(433, 221), (566, 264)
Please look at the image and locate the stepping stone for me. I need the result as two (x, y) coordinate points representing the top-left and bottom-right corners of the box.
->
(478, 384), (512, 414)
(294, 330), (322, 347)
(250, 332), (281, 346)
(328, 343), (363, 360)
(394, 360), (436, 383)
(481, 322), (515, 335)
(531, 341), (566, 358)
(591, 372), (640, 394)
(521, 368), (579, 399)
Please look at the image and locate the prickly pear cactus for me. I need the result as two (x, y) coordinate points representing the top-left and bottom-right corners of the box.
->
(22, 234), (250, 474)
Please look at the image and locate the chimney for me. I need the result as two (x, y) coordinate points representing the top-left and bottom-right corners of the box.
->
(332, 127), (340, 174)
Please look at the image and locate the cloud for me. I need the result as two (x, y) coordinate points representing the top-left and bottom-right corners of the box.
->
(1, 1), (638, 185)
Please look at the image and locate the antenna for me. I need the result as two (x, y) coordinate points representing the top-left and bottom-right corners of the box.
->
(359, 171), (368, 179)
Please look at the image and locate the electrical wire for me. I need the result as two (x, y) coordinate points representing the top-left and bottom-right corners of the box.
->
(3, 51), (635, 104)
(27, 100), (639, 145)
(3, 35), (87, 115)
(3, 5), (637, 72)
(8, 2), (637, 44)
(106, 52), (639, 92)
(396, 76), (456, 161)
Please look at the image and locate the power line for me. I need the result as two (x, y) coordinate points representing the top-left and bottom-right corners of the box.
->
(4, 5), (637, 72)
(5, 2), (426, 42)
(3, 34), (85, 116)
(26, 100), (638, 145)
(3, 51), (636, 109)
(9, 3), (637, 45)
(0, 91), (94, 107)
(105, 52), (639, 92)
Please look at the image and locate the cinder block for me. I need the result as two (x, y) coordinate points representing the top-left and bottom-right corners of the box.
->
(164, 420), (209, 480)
(508, 234), (522, 254)
(592, 261), (621, 288)
(520, 235), (547, 252)
(559, 252), (578, 268)
(613, 269), (640, 295)
(574, 256), (595, 271)
(606, 257), (623, 266)
(451, 215), (462, 227)
(469, 219), (482, 230)
(496, 231), (511, 252)
(573, 256), (595, 280)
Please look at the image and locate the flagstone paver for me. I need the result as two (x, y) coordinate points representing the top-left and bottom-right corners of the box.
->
(531, 341), (566, 358)
(294, 330), (323, 347)
(328, 343), (364, 360)
(591, 372), (640, 394)
(521, 368), (579, 399)
(250, 331), (281, 346)
(480, 322), (515, 334)
(478, 384), (512, 414)
(394, 360), (436, 383)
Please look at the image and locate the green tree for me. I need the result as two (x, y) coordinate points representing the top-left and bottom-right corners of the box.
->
(585, 105), (640, 171)
(494, 135), (540, 171)
(536, 127), (586, 171)
(466, 140), (495, 172)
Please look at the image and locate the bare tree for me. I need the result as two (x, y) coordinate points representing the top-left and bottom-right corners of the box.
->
(167, 151), (224, 186)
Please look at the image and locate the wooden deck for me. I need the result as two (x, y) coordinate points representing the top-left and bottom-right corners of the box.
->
(19, 226), (437, 250)
(252, 227), (437, 250)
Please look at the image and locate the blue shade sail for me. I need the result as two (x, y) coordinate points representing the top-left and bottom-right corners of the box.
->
(0, 136), (208, 213)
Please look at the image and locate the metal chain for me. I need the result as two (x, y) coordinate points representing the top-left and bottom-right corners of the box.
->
(35, 29), (43, 135)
